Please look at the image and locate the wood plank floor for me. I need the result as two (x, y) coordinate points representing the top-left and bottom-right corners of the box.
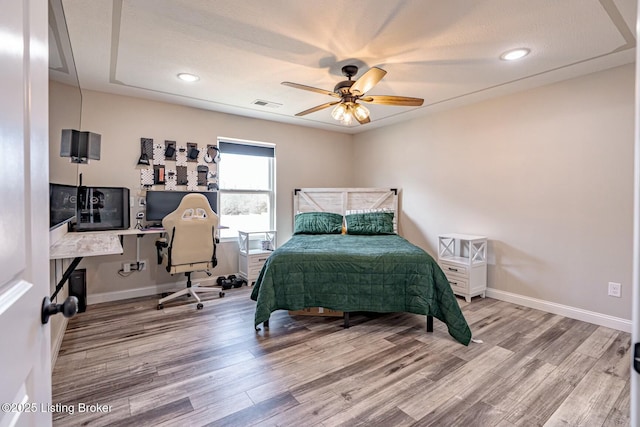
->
(51, 286), (631, 426)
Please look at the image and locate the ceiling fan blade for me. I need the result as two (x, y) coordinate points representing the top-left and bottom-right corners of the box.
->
(349, 67), (387, 95)
(295, 101), (340, 117)
(360, 95), (424, 106)
(282, 82), (340, 98)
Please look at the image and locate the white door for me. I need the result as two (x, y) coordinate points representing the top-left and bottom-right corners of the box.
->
(0, 0), (52, 426)
(633, 2), (640, 425)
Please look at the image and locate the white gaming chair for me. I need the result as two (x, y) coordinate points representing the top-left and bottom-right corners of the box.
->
(155, 193), (224, 310)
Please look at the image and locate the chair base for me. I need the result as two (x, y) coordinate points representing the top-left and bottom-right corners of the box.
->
(157, 272), (225, 310)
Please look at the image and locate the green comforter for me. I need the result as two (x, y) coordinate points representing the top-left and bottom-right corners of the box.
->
(250, 234), (471, 345)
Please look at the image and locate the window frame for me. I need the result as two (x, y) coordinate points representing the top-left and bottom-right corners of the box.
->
(217, 138), (276, 241)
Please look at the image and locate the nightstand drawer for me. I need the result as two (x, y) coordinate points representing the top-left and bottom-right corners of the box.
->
(447, 277), (468, 293)
(439, 261), (468, 276)
(249, 266), (263, 278)
(249, 253), (271, 266)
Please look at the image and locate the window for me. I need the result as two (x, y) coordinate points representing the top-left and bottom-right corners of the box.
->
(217, 139), (275, 239)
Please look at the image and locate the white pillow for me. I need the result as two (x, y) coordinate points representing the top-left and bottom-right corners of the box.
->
(345, 208), (394, 215)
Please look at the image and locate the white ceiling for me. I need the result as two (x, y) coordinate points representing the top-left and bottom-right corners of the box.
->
(49, 0), (637, 134)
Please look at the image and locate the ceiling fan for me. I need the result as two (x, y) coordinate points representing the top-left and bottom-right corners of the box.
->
(282, 65), (424, 125)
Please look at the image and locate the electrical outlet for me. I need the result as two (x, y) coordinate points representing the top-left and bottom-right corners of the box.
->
(122, 260), (147, 272)
(608, 282), (621, 298)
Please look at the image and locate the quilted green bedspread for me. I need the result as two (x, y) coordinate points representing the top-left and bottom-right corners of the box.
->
(250, 234), (471, 345)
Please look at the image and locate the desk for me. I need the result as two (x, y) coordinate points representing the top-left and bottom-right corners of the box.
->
(49, 231), (125, 301)
(48, 225), (224, 300)
(50, 232), (124, 260)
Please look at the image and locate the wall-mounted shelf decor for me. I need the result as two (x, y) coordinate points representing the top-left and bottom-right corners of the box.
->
(176, 145), (187, 166)
(136, 136), (217, 193)
(153, 143), (165, 165)
(164, 140), (176, 160)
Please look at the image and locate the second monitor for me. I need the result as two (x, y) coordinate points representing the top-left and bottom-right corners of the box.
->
(145, 191), (218, 226)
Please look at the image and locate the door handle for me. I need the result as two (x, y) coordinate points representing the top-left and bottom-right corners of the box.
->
(41, 296), (78, 324)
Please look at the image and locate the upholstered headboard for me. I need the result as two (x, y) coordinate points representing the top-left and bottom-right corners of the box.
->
(293, 188), (399, 232)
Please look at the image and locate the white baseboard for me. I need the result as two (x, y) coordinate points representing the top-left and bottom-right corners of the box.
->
(87, 276), (220, 305)
(51, 317), (68, 369)
(486, 288), (632, 333)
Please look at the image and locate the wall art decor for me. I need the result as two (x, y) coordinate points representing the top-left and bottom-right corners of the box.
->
(176, 145), (187, 166)
(140, 168), (154, 186)
(165, 169), (177, 190)
(164, 140), (177, 160)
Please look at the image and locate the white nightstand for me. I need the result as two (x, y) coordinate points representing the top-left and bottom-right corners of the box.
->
(438, 233), (487, 302)
(238, 230), (276, 285)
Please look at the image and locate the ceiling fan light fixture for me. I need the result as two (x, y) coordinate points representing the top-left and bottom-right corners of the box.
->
(500, 48), (530, 61)
(353, 103), (370, 121)
(341, 111), (353, 126)
(331, 103), (347, 121)
(283, 64), (423, 125)
(177, 72), (200, 82)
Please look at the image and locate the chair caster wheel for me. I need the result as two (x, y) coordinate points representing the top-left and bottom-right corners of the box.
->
(196, 303), (204, 310)
(157, 303), (163, 310)
(219, 292), (225, 298)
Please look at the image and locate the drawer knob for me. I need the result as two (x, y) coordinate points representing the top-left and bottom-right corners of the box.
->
(448, 267), (458, 272)
(450, 281), (458, 285)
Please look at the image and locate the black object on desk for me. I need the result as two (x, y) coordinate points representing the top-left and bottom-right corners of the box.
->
(69, 269), (87, 313)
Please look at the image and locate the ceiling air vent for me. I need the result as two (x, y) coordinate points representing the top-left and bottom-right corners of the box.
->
(252, 99), (282, 109)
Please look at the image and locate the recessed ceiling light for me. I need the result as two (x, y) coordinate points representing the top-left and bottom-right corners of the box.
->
(500, 48), (531, 61)
(177, 73), (199, 82)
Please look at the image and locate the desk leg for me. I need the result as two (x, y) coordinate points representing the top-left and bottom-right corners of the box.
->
(51, 257), (83, 300)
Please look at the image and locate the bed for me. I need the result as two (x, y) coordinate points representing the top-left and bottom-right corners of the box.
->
(250, 188), (472, 345)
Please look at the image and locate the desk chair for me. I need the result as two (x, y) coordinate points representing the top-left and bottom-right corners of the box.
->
(155, 193), (224, 310)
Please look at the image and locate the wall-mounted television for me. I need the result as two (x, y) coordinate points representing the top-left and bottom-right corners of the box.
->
(73, 186), (130, 231)
(145, 191), (217, 226)
(50, 183), (77, 230)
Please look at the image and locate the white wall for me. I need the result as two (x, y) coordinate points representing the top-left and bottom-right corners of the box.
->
(49, 85), (353, 301)
(353, 64), (634, 321)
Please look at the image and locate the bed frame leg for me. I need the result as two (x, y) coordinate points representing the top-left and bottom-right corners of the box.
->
(264, 319), (269, 329)
(343, 312), (350, 328)
(255, 319), (270, 332)
(426, 315), (433, 332)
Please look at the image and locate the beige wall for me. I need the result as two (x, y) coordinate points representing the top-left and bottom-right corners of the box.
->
(49, 63), (635, 322)
(352, 64), (634, 320)
(49, 80), (82, 186)
(49, 86), (353, 300)
(49, 81), (83, 363)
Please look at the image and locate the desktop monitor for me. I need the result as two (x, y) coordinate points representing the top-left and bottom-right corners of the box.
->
(145, 191), (218, 225)
(50, 183), (77, 230)
(74, 186), (130, 231)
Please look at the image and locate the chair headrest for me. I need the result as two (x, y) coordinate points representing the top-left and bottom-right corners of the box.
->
(163, 194), (218, 228)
